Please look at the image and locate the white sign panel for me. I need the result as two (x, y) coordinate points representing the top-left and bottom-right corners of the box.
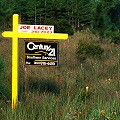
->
(18, 24), (54, 33)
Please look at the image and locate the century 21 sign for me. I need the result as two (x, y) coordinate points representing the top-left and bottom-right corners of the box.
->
(24, 41), (59, 66)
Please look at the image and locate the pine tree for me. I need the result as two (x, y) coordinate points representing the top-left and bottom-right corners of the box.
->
(108, 0), (120, 28)
(0, 0), (13, 30)
(13, 0), (28, 24)
(92, 0), (116, 42)
(78, 0), (95, 31)
(67, 0), (95, 31)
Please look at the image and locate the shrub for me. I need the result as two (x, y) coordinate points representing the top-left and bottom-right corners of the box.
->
(0, 56), (11, 100)
(111, 31), (120, 45)
(76, 41), (104, 62)
(0, 85), (10, 100)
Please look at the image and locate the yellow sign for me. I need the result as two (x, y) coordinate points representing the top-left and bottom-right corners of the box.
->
(2, 14), (68, 110)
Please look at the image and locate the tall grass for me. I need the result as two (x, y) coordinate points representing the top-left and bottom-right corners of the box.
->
(0, 31), (120, 119)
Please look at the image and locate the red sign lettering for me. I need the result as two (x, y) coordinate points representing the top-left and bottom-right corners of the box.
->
(20, 26), (30, 29)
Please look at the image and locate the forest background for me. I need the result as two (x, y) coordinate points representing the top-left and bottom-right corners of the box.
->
(0, 0), (120, 35)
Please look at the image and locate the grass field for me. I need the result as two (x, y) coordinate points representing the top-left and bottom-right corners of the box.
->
(0, 31), (120, 120)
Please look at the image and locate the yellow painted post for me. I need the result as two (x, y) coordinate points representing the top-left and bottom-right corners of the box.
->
(12, 14), (19, 110)
(2, 14), (68, 111)
(2, 32), (68, 40)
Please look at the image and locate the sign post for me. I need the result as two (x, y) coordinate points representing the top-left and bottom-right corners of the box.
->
(2, 14), (68, 110)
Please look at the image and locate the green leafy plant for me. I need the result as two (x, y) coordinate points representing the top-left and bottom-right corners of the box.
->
(111, 31), (120, 44)
(76, 41), (104, 62)
(0, 55), (11, 100)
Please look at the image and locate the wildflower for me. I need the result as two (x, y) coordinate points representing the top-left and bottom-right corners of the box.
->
(105, 78), (112, 83)
(100, 110), (106, 115)
(116, 91), (119, 98)
(80, 64), (83, 68)
(79, 111), (83, 115)
(74, 44), (77, 47)
(112, 111), (116, 115)
(67, 72), (69, 75)
(108, 78), (111, 82)
(105, 79), (108, 82)
(6, 100), (11, 103)
(1, 108), (3, 111)
(86, 86), (89, 93)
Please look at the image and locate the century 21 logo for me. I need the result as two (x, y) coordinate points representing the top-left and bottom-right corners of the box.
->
(27, 42), (56, 56)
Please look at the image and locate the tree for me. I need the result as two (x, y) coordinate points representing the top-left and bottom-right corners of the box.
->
(77, 0), (95, 30)
(108, 0), (120, 28)
(13, 0), (30, 24)
(92, 0), (116, 42)
(44, 18), (74, 35)
(65, 0), (95, 31)
(56, 19), (74, 35)
(0, 0), (13, 30)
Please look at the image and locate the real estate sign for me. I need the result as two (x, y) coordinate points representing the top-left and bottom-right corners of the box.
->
(2, 14), (68, 110)
(24, 41), (59, 66)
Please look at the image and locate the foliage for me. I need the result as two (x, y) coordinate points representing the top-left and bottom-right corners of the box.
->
(0, 0), (13, 30)
(0, 0), (120, 36)
(76, 41), (104, 61)
(0, 56), (10, 100)
(55, 19), (74, 35)
(44, 18), (57, 26)
(108, 0), (120, 29)
(78, 1), (95, 29)
(44, 18), (74, 35)
(92, 0), (116, 41)
(111, 30), (120, 44)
